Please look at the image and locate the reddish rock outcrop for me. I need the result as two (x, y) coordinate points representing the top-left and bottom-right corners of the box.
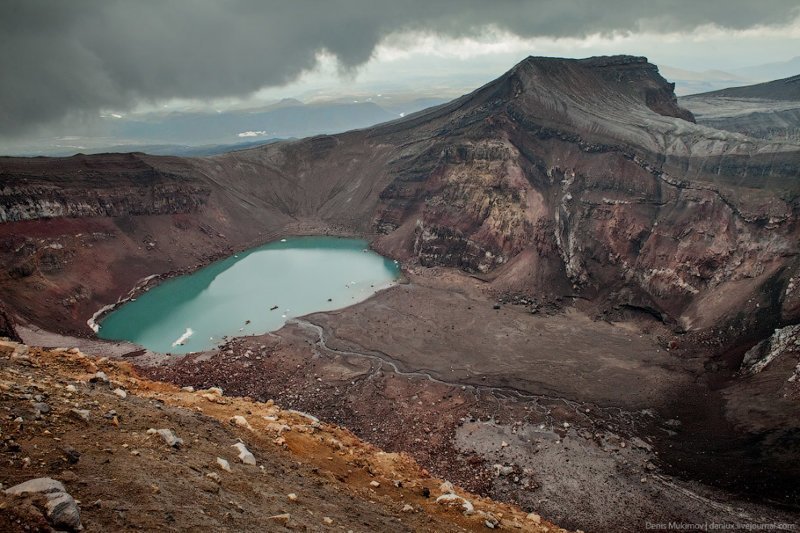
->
(0, 301), (21, 342)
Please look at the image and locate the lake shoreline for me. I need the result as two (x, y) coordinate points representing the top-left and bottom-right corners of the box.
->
(95, 235), (402, 353)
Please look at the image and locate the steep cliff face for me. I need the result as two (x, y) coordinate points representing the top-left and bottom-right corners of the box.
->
(0, 153), (210, 222)
(365, 56), (800, 337)
(0, 301), (21, 342)
(0, 181), (209, 222)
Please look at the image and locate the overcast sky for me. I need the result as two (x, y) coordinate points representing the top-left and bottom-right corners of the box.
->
(2, 0), (800, 148)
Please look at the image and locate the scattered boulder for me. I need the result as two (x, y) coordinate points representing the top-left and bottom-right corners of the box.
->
(112, 388), (127, 399)
(266, 422), (291, 434)
(5, 477), (82, 531)
(436, 493), (474, 514)
(147, 428), (183, 448)
(61, 446), (81, 465)
(90, 371), (109, 384)
(493, 464), (514, 477)
(369, 480), (381, 488)
(484, 512), (500, 529)
(230, 415), (252, 430)
(199, 387), (226, 403)
(216, 457), (232, 472)
(232, 442), (256, 465)
(12, 344), (29, 359)
(70, 409), (90, 422)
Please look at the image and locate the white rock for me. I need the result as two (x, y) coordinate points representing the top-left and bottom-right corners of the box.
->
(12, 344), (29, 358)
(402, 504), (414, 513)
(216, 457), (232, 472)
(66, 384), (77, 393)
(5, 477), (82, 530)
(112, 388), (127, 399)
(90, 371), (109, 383)
(147, 428), (183, 448)
(70, 409), (90, 422)
(439, 481), (455, 494)
(493, 464), (514, 477)
(232, 442), (256, 465)
(436, 493), (474, 514)
(231, 415), (252, 430)
(526, 512), (542, 524)
(5, 477), (64, 495)
(266, 422), (291, 434)
(369, 480), (380, 488)
(180, 386), (194, 392)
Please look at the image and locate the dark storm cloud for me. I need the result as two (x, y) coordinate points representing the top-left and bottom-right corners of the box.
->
(2, 0), (798, 136)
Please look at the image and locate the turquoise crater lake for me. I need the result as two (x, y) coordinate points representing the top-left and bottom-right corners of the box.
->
(97, 236), (400, 354)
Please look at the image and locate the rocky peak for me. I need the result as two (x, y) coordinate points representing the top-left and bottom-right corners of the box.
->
(508, 54), (695, 126)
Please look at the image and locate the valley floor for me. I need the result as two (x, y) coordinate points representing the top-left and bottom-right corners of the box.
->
(129, 269), (799, 533)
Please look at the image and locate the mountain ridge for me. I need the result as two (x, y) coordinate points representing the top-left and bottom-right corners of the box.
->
(689, 73), (800, 101)
(2, 55), (798, 336)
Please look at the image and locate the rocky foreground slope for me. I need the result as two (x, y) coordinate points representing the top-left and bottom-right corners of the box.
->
(0, 338), (562, 532)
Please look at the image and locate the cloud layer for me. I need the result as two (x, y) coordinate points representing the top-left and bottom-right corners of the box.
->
(2, 0), (799, 136)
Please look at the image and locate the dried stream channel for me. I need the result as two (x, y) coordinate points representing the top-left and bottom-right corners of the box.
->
(97, 237), (400, 353)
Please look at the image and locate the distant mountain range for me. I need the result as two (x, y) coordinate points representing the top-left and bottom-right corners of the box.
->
(7, 97), (451, 158)
(732, 56), (800, 83)
(691, 73), (800, 101)
(660, 56), (800, 95)
(680, 72), (800, 142)
(109, 101), (398, 145)
(658, 65), (750, 95)
(33, 139), (284, 158)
